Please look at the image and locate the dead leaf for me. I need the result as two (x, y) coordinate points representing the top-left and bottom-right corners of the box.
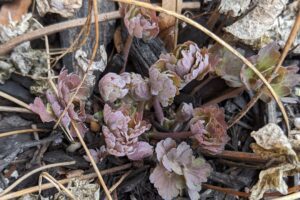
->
(36, 0), (82, 18)
(54, 179), (100, 200)
(218, 0), (251, 17)
(225, 0), (288, 40)
(250, 123), (300, 200)
(0, 0), (32, 25)
(224, 0), (300, 53)
(250, 163), (298, 200)
(0, 13), (37, 43)
(250, 123), (298, 164)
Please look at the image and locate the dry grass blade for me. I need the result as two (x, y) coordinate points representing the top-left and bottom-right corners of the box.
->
(0, 163), (132, 200)
(228, 12), (300, 130)
(53, 0), (100, 130)
(113, 0), (290, 131)
(39, 172), (76, 199)
(0, 161), (75, 196)
(71, 121), (112, 200)
(0, 91), (31, 110)
(0, 106), (32, 113)
(0, 128), (49, 138)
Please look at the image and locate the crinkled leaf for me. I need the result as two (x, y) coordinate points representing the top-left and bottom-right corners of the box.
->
(190, 105), (229, 154)
(176, 102), (193, 122)
(250, 163), (297, 200)
(149, 165), (184, 200)
(121, 3), (159, 41)
(151, 138), (211, 200)
(260, 65), (300, 102)
(102, 104), (152, 160)
(250, 123), (298, 164)
(155, 138), (177, 162)
(127, 141), (153, 160)
(241, 42), (281, 90)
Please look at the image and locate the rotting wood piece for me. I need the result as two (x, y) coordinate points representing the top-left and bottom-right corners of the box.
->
(129, 37), (167, 76)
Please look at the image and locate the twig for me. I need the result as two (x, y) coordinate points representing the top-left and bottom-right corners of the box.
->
(0, 163), (132, 200)
(71, 121), (112, 200)
(202, 183), (249, 198)
(202, 150), (268, 163)
(0, 106), (32, 113)
(0, 128), (49, 138)
(0, 161), (75, 196)
(113, 0), (290, 136)
(0, 91), (31, 110)
(39, 172), (76, 199)
(109, 170), (132, 193)
(202, 87), (245, 106)
(149, 130), (194, 140)
(228, 12), (300, 130)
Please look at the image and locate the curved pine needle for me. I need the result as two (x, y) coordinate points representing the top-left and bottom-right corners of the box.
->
(113, 0), (290, 131)
(0, 128), (49, 138)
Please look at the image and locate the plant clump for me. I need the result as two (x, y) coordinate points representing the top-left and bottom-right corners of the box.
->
(102, 104), (153, 160)
(150, 138), (212, 200)
(30, 69), (89, 137)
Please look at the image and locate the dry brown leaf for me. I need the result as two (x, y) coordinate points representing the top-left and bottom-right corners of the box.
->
(225, 0), (288, 40)
(218, 0), (250, 17)
(250, 163), (298, 200)
(289, 130), (300, 151)
(0, 0), (32, 25)
(36, 0), (82, 17)
(250, 123), (300, 199)
(250, 123), (298, 163)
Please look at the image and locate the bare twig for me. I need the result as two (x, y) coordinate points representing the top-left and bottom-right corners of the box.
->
(0, 163), (132, 200)
(113, 0), (290, 134)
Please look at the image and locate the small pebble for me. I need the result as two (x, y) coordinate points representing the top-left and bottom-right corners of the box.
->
(66, 142), (81, 153)
(294, 118), (300, 130)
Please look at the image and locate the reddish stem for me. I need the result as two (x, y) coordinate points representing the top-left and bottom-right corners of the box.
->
(149, 130), (195, 140)
(152, 97), (164, 124)
(120, 35), (133, 73)
(202, 86), (245, 106)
